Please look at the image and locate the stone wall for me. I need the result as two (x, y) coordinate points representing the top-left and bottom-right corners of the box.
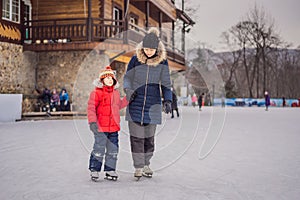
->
(1, 42), (126, 113)
(35, 50), (115, 112)
(0, 42), (36, 112)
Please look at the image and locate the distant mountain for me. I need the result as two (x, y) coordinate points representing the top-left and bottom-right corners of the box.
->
(186, 47), (300, 67)
(184, 47), (300, 97)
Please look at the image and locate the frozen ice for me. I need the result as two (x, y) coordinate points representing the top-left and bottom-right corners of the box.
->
(0, 106), (299, 200)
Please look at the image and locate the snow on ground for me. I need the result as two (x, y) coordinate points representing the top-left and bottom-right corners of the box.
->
(0, 106), (300, 200)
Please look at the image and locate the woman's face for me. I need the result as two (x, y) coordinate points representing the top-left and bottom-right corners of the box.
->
(143, 48), (156, 57)
(103, 76), (114, 86)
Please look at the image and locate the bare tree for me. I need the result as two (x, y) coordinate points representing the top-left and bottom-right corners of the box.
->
(219, 32), (243, 97)
(222, 4), (283, 98)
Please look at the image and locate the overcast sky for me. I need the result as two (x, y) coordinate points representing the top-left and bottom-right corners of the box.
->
(184, 0), (300, 52)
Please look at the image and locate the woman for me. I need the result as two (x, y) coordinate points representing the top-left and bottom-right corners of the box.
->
(123, 27), (172, 179)
(59, 88), (70, 111)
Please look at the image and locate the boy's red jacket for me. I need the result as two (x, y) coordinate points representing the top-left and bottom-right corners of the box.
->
(87, 81), (128, 132)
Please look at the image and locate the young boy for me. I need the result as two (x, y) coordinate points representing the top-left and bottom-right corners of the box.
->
(87, 66), (129, 181)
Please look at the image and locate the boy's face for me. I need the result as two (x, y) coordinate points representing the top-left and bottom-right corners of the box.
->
(103, 76), (114, 86)
(143, 48), (156, 57)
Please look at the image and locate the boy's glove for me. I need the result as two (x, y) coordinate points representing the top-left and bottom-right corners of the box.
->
(125, 89), (137, 103)
(163, 100), (172, 114)
(89, 122), (98, 134)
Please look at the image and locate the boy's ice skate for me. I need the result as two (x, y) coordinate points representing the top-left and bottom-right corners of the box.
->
(90, 171), (100, 182)
(142, 165), (153, 178)
(105, 171), (118, 181)
(134, 168), (143, 180)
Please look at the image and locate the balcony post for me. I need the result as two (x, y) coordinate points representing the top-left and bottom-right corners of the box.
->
(123, 0), (128, 44)
(87, 0), (92, 41)
(145, 1), (149, 28)
(159, 11), (162, 38)
(181, 0), (185, 53)
(181, 22), (185, 53)
(172, 21), (175, 58)
(20, 1), (25, 44)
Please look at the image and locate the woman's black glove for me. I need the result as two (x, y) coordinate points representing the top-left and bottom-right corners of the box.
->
(125, 89), (137, 103)
(163, 100), (172, 114)
(89, 122), (98, 134)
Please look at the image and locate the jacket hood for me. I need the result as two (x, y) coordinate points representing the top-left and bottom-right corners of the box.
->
(136, 40), (167, 66)
(93, 79), (120, 89)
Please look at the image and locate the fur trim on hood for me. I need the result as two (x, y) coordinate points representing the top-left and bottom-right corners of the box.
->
(136, 28), (167, 66)
(93, 79), (120, 89)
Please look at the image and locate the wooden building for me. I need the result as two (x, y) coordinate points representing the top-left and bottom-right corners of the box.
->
(1, 0), (194, 113)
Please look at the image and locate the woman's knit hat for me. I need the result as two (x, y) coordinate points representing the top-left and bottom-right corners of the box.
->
(142, 27), (160, 49)
(99, 66), (117, 86)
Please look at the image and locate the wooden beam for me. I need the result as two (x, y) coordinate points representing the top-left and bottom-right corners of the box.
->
(23, 42), (135, 52)
(87, 0), (92, 41)
(172, 21), (175, 52)
(145, 1), (149, 28)
(159, 11), (162, 32)
(20, 1), (25, 43)
(0, 0), (2, 21)
(168, 59), (187, 71)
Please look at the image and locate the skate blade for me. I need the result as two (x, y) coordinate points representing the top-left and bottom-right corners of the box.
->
(104, 176), (118, 181)
(91, 177), (100, 182)
(142, 173), (153, 178)
(135, 176), (142, 181)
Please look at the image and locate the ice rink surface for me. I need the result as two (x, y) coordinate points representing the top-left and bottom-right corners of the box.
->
(0, 107), (299, 200)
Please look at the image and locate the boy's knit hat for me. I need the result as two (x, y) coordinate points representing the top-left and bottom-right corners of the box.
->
(99, 66), (117, 85)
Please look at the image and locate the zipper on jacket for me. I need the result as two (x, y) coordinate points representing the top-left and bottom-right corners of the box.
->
(109, 89), (113, 132)
(141, 65), (150, 125)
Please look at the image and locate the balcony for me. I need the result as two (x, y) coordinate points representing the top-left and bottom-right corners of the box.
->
(22, 18), (185, 65)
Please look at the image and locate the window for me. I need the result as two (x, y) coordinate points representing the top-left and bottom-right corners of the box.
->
(113, 6), (123, 34)
(129, 15), (139, 31)
(23, 1), (32, 40)
(113, 7), (122, 21)
(24, 4), (30, 22)
(2, 0), (20, 23)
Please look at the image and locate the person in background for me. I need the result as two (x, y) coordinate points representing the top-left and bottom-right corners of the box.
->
(221, 94), (226, 108)
(59, 88), (70, 111)
(192, 94), (197, 107)
(282, 96), (286, 107)
(171, 87), (179, 118)
(50, 89), (60, 111)
(39, 87), (51, 112)
(264, 91), (270, 111)
(198, 93), (204, 111)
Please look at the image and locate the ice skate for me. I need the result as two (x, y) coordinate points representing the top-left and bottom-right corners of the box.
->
(90, 171), (100, 182)
(105, 171), (118, 181)
(142, 165), (153, 178)
(134, 168), (143, 180)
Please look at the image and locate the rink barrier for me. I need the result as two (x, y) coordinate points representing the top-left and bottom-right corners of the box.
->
(0, 94), (22, 122)
(213, 98), (299, 107)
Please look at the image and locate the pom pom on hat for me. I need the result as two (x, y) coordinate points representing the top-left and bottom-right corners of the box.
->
(142, 27), (160, 49)
(148, 27), (160, 37)
(99, 66), (117, 85)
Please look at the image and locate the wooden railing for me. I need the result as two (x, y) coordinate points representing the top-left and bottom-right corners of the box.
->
(23, 18), (185, 63)
(24, 18), (126, 43)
